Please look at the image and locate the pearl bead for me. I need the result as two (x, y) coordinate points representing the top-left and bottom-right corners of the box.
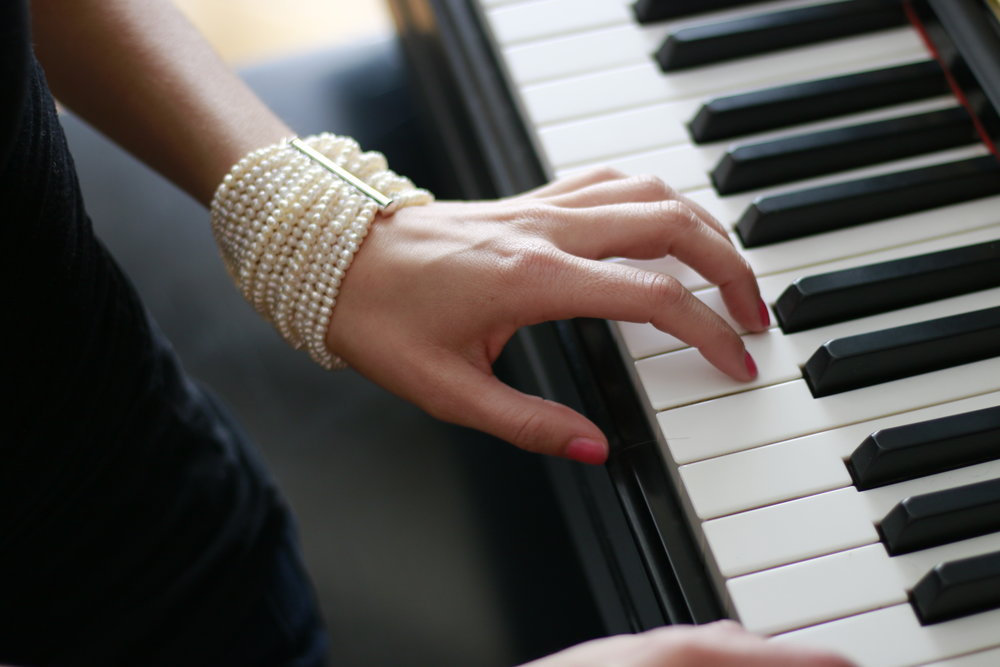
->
(209, 132), (434, 369)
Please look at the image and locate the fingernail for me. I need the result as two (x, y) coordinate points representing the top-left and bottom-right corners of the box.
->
(744, 351), (758, 380)
(758, 298), (771, 329)
(565, 437), (608, 465)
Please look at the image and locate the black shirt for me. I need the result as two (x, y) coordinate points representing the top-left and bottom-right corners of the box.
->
(1, 3), (286, 664)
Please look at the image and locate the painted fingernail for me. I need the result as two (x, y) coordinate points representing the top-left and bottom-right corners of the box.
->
(758, 298), (771, 329)
(565, 437), (608, 465)
(745, 351), (758, 379)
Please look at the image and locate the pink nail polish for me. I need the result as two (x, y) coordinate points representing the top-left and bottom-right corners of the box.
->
(565, 437), (608, 465)
(758, 299), (771, 329)
(745, 351), (758, 379)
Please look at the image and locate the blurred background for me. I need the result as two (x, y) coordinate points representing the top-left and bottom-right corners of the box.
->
(175, 0), (392, 64)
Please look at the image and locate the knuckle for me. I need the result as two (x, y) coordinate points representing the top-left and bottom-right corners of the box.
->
(668, 640), (716, 667)
(510, 403), (548, 452)
(511, 201), (556, 229)
(719, 247), (755, 284)
(497, 241), (563, 282)
(735, 254), (755, 279)
(656, 199), (699, 229)
(628, 173), (673, 200)
(641, 271), (685, 313)
(588, 165), (626, 182)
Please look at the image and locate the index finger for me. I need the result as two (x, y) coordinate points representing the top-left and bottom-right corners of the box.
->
(551, 200), (768, 333)
(524, 254), (756, 382)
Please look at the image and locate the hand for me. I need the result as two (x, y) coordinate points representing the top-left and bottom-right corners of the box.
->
(521, 621), (855, 667)
(327, 168), (768, 463)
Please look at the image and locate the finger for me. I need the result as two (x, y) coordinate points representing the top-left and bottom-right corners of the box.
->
(675, 190), (731, 241)
(422, 354), (610, 463)
(651, 624), (857, 667)
(523, 256), (755, 382)
(545, 174), (731, 241)
(550, 202), (766, 333)
(545, 173), (676, 209)
(515, 166), (626, 200)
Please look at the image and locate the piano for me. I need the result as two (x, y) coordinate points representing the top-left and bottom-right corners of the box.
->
(388, 1), (1000, 664)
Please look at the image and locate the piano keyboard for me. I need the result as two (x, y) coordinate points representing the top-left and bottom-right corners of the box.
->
(475, 1), (1000, 665)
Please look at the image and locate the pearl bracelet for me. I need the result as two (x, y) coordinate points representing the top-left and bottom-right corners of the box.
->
(210, 133), (434, 369)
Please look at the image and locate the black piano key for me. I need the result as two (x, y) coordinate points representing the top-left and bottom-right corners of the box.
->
(656, 0), (907, 72)
(880, 478), (1000, 555)
(849, 406), (1000, 490)
(712, 107), (977, 195)
(775, 239), (1000, 333)
(911, 550), (1000, 624)
(803, 305), (1000, 398)
(736, 156), (1000, 248)
(633, 0), (767, 24)
(689, 60), (949, 143)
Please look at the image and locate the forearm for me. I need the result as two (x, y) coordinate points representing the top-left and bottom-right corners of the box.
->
(31, 0), (290, 205)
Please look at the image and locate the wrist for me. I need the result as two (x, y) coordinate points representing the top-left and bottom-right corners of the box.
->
(209, 133), (433, 368)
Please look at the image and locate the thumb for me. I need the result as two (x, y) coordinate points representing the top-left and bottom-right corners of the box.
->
(431, 357), (609, 464)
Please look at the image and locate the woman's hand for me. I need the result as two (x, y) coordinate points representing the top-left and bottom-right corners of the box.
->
(327, 168), (769, 463)
(522, 621), (855, 667)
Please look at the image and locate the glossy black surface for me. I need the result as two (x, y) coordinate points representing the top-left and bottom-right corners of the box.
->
(849, 405), (1000, 490)
(918, 0), (1000, 149)
(912, 549), (1000, 624)
(775, 239), (1000, 333)
(633, 0), (766, 24)
(689, 60), (948, 143)
(804, 305), (1000, 397)
(880, 477), (1000, 554)
(712, 106), (976, 194)
(736, 155), (1000, 247)
(656, 0), (907, 71)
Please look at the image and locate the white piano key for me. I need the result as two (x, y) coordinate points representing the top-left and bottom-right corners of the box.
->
(729, 544), (908, 635)
(703, 487), (877, 577)
(584, 142), (727, 190)
(658, 357), (1000, 464)
(480, 0), (525, 7)
(773, 603), (1000, 667)
(546, 92), (956, 171)
(519, 28), (924, 125)
(616, 287), (736, 359)
(732, 530), (1000, 636)
(636, 327), (792, 410)
(679, 390), (1000, 521)
(552, 97), (956, 179)
(498, 0), (830, 85)
(485, 0), (631, 46)
(538, 99), (700, 168)
(481, 0), (532, 8)
(925, 646), (1000, 666)
(556, 97), (960, 187)
(705, 458), (1000, 577)
(502, 23), (669, 86)
(615, 222), (1000, 361)
(636, 284), (1000, 411)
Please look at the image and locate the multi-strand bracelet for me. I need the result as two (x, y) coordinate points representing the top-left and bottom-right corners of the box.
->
(210, 133), (434, 369)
